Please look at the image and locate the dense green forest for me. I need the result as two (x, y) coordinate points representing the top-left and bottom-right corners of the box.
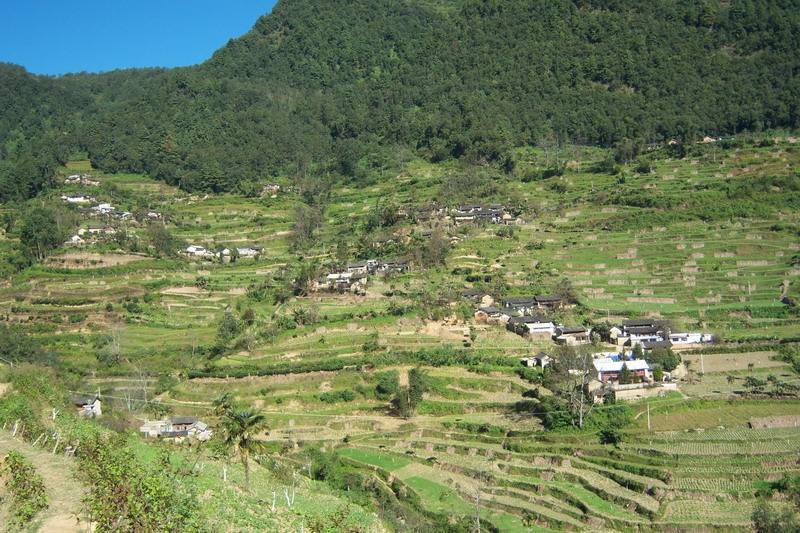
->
(1, 0), (799, 198)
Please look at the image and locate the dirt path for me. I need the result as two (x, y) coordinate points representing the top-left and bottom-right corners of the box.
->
(0, 432), (87, 532)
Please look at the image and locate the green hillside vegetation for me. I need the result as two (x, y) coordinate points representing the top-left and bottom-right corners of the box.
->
(0, 0), (799, 530)
(2, 0), (800, 199)
(0, 131), (797, 530)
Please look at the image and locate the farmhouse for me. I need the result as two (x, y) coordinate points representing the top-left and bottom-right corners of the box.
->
(61, 195), (95, 205)
(640, 340), (673, 352)
(669, 332), (714, 345)
(72, 395), (102, 418)
(64, 234), (85, 246)
(347, 262), (369, 275)
(521, 354), (552, 368)
(139, 416), (213, 442)
(184, 245), (215, 260)
(64, 174), (100, 186)
(315, 271), (368, 294)
(376, 260), (408, 274)
(502, 296), (538, 317)
(451, 204), (505, 225)
(535, 295), (565, 310)
(507, 315), (556, 338)
(474, 306), (509, 324)
(617, 318), (671, 346)
(219, 247), (261, 261)
(593, 358), (652, 383)
(91, 202), (115, 215)
(554, 326), (591, 346)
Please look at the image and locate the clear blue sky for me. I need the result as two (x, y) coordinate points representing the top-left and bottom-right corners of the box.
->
(0, 1), (276, 75)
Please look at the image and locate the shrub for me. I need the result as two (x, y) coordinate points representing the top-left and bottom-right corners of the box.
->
(1, 451), (48, 528)
(319, 390), (356, 403)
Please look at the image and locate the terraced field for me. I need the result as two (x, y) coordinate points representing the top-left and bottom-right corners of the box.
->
(0, 136), (798, 530)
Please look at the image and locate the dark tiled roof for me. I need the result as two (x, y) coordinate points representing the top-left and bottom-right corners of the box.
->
(641, 340), (673, 350)
(535, 295), (562, 303)
(170, 416), (198, 425)
(503, 297), (537, 306)
(558, 326), (586, 335)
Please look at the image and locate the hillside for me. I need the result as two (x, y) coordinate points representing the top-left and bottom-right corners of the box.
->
(1, 1), (800, 531)
(2, 0), (800, 198)
(0, 133), (798, 530)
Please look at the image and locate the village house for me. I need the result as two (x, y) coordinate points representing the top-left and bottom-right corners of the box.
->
(78, 224), (117, 237)
(502, 296), (538, 317)
(184, 245), (216, 260)
(218, 247), (261, 261)
(145, 211), (163, 220)
(64, 174), (100, 186)
(462, 288), (488, 303)
(535, 295), (565, 311)
(521, 353), (552, 368)
(669, 332), (714, 345)
(91, 202), (115, 215)
(61, 195), (95, 205)
(72, 395), (102, 418)
(451, 204), (505, 225)
(616, 318), (671, 346)
(474, 306), (510, 325)
(262, 183), (281, 196)
(376, 260), (408, 274)
(315, 271), (368, 294)
(507, 315), (556, 338)
(640, 339), (673, 352)
(139, 416), (212, 442)
(64, 234), (85, 246)
(554, 326), (591, 346)
(347, 262), (369, 275)
(593, 358), (652, 383)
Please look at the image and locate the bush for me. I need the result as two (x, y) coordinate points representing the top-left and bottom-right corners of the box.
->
(1, 451), (48, 528)
(319, 390), (356, 403)
(77, 435), (203, 531)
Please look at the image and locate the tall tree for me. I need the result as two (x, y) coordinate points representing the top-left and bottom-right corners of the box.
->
(219, 406), (268, 491)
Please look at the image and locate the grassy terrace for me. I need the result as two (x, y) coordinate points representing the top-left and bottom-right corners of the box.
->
(0, 136), (798, 530)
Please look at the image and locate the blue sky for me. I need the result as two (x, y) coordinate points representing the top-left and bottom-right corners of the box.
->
(0, 1), (276, 75)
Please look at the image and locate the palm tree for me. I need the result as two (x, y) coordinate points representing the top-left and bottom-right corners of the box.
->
(221, 407), (268, 491)
(726, 374), (736, 385)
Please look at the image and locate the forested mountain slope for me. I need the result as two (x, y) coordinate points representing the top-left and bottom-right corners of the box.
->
(1, 0), (799, 198)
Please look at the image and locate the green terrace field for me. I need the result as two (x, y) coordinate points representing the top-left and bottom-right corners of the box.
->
(0, 134), (798, 531)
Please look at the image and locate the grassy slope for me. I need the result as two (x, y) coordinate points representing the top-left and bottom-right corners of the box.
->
(0, 134), (798, 530)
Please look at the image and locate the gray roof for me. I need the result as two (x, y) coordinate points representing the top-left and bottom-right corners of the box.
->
(171, 416), (198, 425)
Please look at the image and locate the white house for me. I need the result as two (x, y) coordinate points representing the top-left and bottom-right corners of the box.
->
(65, 235), (85, 246)
(669, 332), (713, 345)
(91, 203), (115, 215)
(593, 358), (652, 383)
(236, 247), (260, 259)
(185, 245), (215, 260)
(72, 395), (102, 418)
(62, 195), (94, 205)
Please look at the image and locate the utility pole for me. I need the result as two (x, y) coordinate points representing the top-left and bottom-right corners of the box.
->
(647, 403), (651, 432)
(700, 353), (705, 375)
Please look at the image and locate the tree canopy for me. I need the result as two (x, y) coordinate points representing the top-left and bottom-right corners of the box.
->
(1, 0), (800, 198)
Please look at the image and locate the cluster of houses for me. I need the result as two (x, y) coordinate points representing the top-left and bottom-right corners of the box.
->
(609, 319), (714, 350)
(65, 223), (119, 247)
(182, 245), (261, 261)
(469, 293), (588, 345)
(312, 259), (409, 295)
(64, 174), (100, 186)
(452, 204), (518, 225)
(413, 203), (522, 226)
(139, 416), (212, 443)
